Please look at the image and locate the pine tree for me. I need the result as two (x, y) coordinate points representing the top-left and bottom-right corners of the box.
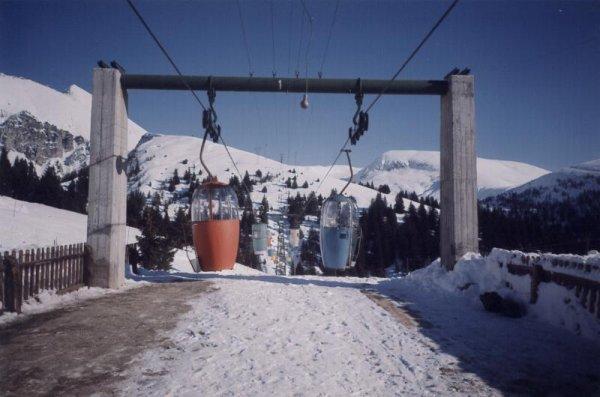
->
(305, 191), (319, 215)
(378, 184), (391, 194)
(137, 206), (175, 270)
(10, 158), (31, 200)
(393, 193), (405, 214)
(183, 168), (192, 184)
(242, 171), (253, 192)
(151, 192), (162, 207)
(36, 166), (63, 208)
(259, 195), (269, 223)
(168, 169), (180, 192)
(300, 228), (320, 274)
(302, 181), (309, 188)
(0, 147), (12, 196)
(127, 190), (146, 228)
(171, 206), (190, 248)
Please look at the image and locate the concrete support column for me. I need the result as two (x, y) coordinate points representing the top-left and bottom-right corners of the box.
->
(87, 68), (128, 288)
(440, 75), (478, 270)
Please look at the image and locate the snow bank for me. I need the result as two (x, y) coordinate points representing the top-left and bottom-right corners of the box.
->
(404, 250), (600, 341)
(487, 249), (600, 340)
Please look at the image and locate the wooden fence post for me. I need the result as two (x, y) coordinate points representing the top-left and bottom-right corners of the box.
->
(0, 252), (5, 315)
(530, 264), (542, 304)
(83, 245), (92, 287)
(4, 253), (22, 313)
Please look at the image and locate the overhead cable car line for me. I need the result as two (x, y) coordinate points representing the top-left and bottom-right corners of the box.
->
(236, 0), (254, 76)
(295, 12), (305, 78)
(125, 0), (207, 111)
(315, 136), (350, 194)
(318, 0), (460, 189)
(298, 0), (314, 107)
(126, 0), (254, 217)
(232, 0), (267, 220)
(290, 0), (461, 225)
(287, 1), (294, 76)
(364, 0), (459, 113)
(318, 0), (340, 78)
(300, 0), (314, 81)
(270, 0), (277, 77)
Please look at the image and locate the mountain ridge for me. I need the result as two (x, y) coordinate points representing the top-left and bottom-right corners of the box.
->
(355, 150), (550, 199)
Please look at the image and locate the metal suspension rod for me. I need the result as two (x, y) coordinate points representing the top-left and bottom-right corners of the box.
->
(340, 149), (353, 196)
(199, 129), (213, 179)
(121, 74), (448, 95)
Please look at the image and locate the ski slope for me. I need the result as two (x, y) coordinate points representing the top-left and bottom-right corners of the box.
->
(355, 150), (549, 199)
(116, 255), (600, 396)
(0, 195), (140, 251)
(0, 73), (145, 151)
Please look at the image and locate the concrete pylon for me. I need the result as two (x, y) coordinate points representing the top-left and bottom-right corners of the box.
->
(440, 75), (478, 270)
(87, 68), (128, 288)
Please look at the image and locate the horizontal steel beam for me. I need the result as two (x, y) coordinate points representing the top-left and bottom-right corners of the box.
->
(120, 74), (448, 95)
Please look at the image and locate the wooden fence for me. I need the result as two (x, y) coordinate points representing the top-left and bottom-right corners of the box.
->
(498, 251), (600, 319)
(1, 243), (90, 314)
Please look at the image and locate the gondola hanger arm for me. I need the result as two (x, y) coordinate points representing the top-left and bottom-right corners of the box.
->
(339, 149), (353, 196)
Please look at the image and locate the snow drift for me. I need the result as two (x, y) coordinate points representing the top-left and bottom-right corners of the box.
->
(399, 250), (600, 341)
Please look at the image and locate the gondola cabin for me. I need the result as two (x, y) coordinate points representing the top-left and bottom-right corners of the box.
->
(191, 179), (240, 271)
(252, 223), (268, 253)
(319, 195), (360, 270)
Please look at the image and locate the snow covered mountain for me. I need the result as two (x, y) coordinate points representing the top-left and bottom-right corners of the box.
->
(0, 73), (146, 151)
(492, 158), (600, 203)
(0, 72), (551, 205)
(127, 133), (402, 212)
(0, 73), (146, 175)
(0, 110), (90, 175)
(355, 150), (549, 199)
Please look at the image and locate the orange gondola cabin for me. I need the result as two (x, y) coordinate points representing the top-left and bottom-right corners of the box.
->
(191, 178), (240, 271)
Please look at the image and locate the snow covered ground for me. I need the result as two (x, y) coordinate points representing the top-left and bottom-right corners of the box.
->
(115, 253), (599, 396)
(0, 195), (140, 251)
(1, 248), (597, 394)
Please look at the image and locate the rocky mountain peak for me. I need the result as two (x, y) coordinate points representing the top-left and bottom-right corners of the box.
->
(0, 110), (87, 167)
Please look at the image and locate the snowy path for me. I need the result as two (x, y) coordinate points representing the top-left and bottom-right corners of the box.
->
(119, 269), (600, 396)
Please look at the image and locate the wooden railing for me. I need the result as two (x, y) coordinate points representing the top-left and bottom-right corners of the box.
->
(496, 250), (600, 319)
(1, 243), (90, 314)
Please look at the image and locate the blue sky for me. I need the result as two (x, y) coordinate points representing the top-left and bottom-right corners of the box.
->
(1, 0), (599, 170)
